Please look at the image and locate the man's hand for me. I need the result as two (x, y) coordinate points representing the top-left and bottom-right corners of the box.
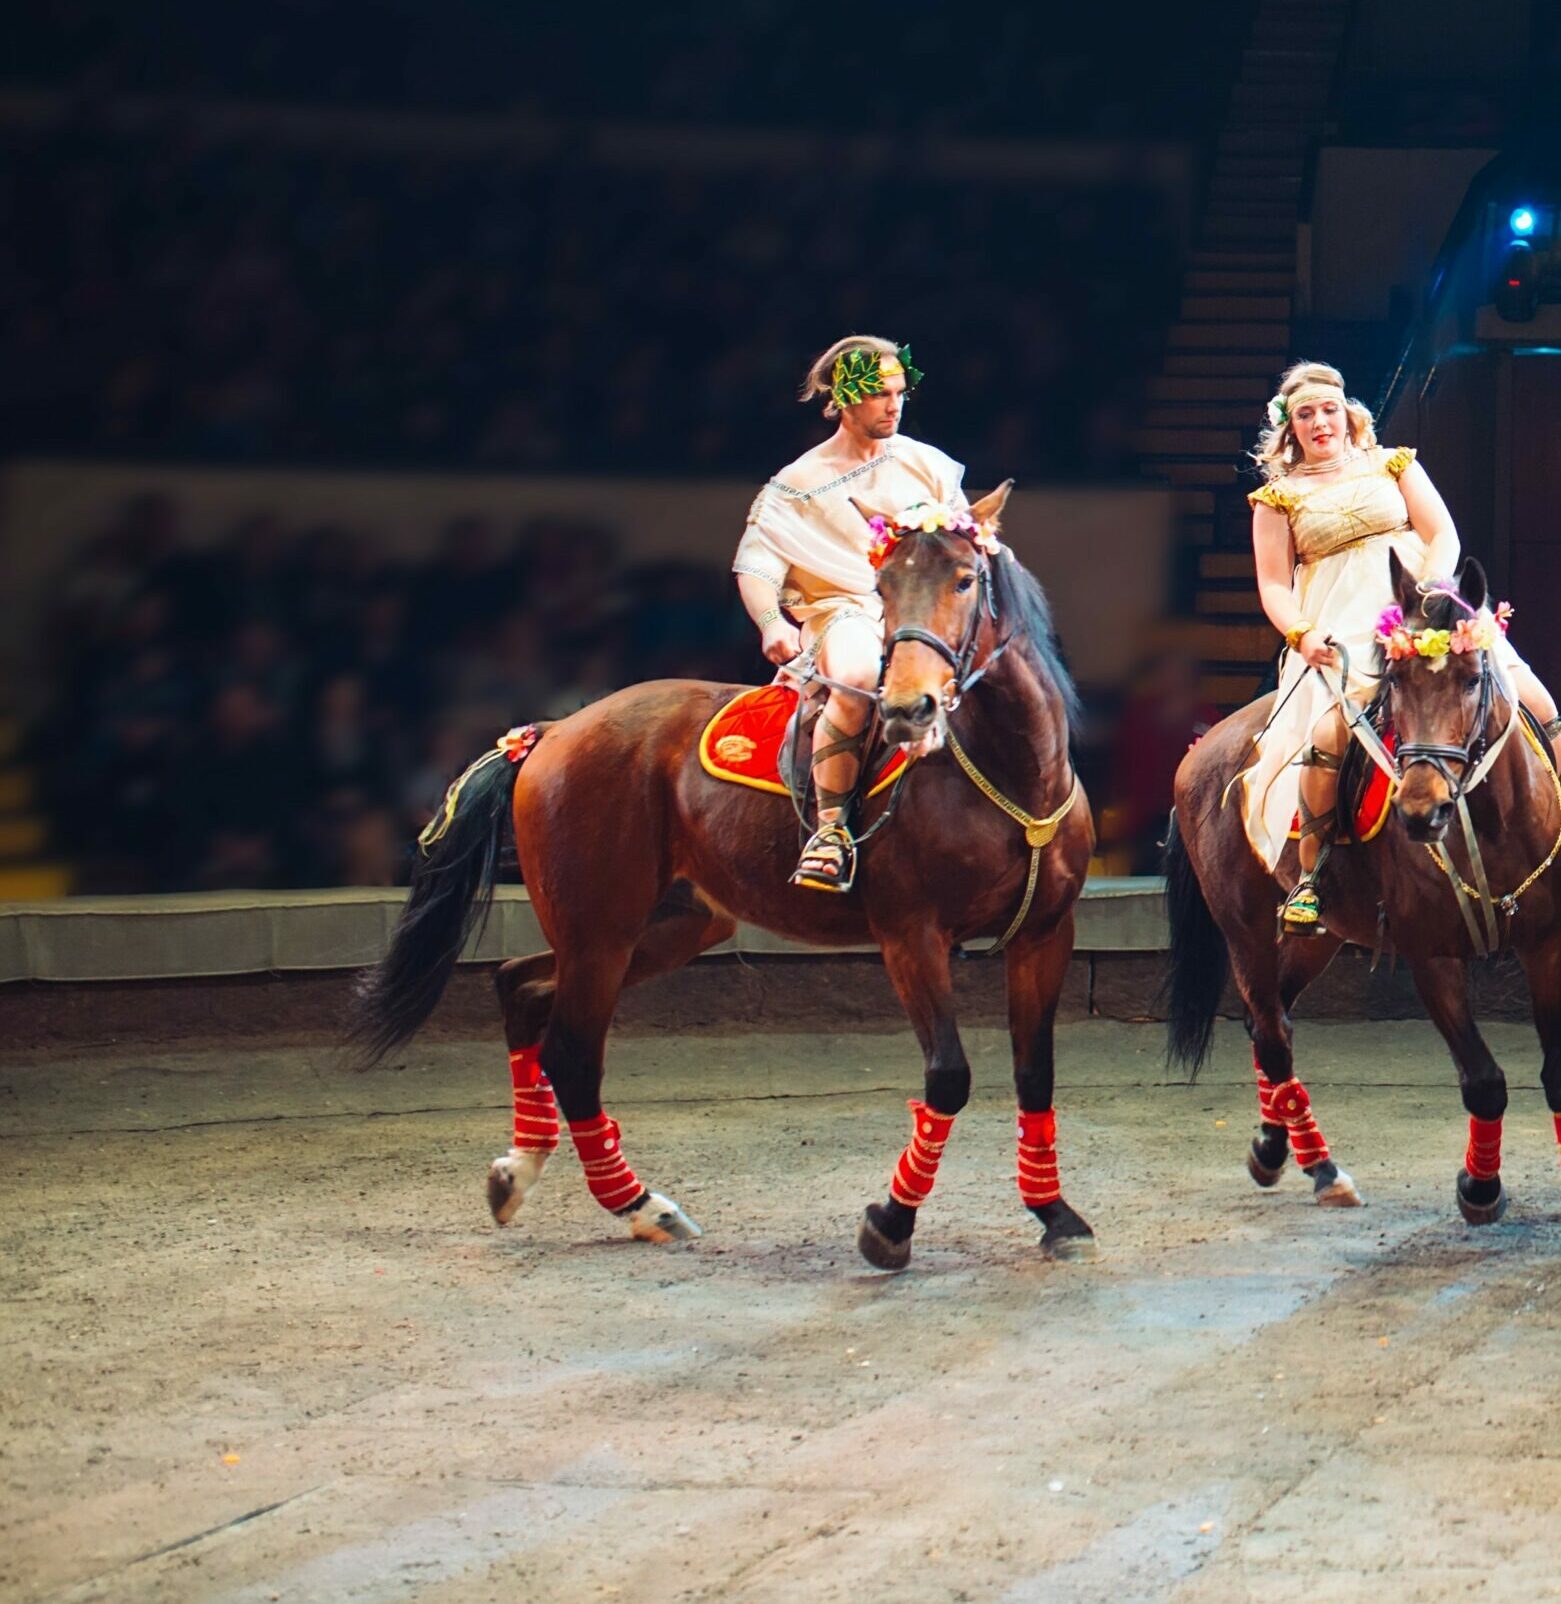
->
(761, 619), (803, 665)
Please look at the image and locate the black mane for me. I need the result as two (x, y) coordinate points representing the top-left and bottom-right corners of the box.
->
(990, 548), (1082, 733)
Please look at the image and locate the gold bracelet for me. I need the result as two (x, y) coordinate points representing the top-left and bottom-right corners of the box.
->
(1284, 620), (1313, 651)
(756, 606), (782, 629)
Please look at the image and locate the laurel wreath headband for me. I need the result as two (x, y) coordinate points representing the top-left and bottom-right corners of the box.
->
(830, 344), (924, 410)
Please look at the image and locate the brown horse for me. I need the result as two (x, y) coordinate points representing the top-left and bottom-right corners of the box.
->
(350, 484), (1097, 1268)
(1166, 554), (1561, 1223)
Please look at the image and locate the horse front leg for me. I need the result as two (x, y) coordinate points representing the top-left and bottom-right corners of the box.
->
(1410, 954), (1509, 1224)
(1519, 936), (1561, 1176)
(1229, 922), (1361, 1205)
(1006, 916), (1096, 1260)
(857, 926), (969, 1272)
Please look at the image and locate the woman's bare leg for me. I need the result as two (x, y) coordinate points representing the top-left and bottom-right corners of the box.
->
(1297, 705), (1348, 876)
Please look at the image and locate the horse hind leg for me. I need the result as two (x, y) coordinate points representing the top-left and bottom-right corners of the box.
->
(487, 887), (736, 1237)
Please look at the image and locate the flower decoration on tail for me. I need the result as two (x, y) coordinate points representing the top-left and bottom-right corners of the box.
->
(497, 723), (541, 763)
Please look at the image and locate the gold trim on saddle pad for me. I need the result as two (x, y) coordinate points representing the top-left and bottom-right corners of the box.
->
(698, 686), (907, 798)
(1287, 769), (1395, 844)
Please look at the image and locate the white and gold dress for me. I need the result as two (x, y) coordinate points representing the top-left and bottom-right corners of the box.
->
(1238, 445), (1529, 871)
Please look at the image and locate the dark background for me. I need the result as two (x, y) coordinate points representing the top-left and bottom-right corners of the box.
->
(2, 0), (1556, 894)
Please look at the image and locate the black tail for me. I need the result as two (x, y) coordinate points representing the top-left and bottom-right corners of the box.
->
(347, 750), (520, 1067)
(1162, 810), (1228, 1081)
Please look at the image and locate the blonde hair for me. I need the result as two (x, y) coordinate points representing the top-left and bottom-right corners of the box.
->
(799, 334), (900, 419)
(1251, 359), (1378, 480)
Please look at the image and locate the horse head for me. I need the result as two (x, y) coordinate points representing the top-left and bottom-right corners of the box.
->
(1382, 549), (1502, 844)
(851, 480), (1013, 750)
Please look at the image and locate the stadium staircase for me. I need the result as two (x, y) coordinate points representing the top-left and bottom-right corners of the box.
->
(1137, 0), (1357, 715)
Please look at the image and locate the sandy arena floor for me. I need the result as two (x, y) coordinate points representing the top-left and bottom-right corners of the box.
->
(4, 1015), (1561, 1603)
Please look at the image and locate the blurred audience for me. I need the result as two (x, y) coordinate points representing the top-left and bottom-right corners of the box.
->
(42, 494), (757, 891)
(0, 116), (1182, 486)
(1097, 636), (1220, 875)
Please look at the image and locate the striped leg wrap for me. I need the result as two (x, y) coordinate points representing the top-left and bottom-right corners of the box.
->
(1253, 1054), (1285, 1130)
(567, 1113), (647, 1214)
(1465, 1115), (1503, 1182)
(1016, 1108), (1062, 1208)
(890, 1100), (957, 1209)
(509, 1046), (559, 1154)
(1268, 1076), (1330, 1169)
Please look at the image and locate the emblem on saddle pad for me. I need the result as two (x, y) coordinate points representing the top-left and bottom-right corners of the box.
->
(714, 734), (758, 765)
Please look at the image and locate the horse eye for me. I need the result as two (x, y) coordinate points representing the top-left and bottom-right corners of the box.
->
(1463, 676), (1481, 694)
(955, 574), (976, 593)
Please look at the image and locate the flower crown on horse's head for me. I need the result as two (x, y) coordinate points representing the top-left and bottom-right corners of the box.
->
(866, 502), (1004, 571)
(1375, 593), (1513, 668)
(831, 344), (923, 410)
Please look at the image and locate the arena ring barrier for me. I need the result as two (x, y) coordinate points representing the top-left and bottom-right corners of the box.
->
(0, 879), (1169, 984)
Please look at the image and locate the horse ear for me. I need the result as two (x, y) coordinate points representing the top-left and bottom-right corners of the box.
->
(848, 495), (890, 526)
(968, 479), (1014, 528)
(1388, 547), (1418, 615)
(1458, 556), (1489, 613)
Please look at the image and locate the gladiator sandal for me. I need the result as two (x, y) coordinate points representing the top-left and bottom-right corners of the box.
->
(791, 714), (869, 893)
(1281, 746), (1340, 938)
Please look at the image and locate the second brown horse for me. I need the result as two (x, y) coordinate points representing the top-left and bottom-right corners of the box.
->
(350, 484), (1097, 1269)
(1167, 555), (1561, 1224)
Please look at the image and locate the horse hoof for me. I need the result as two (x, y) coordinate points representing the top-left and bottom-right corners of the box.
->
(1041, 1229), (1099, 1263)
(487, 1150), (549, 1226)
(626, 1192), (702, 1243)
(1247, 1143), (1286, 1189)
(1315, 1168), (1363, 1208)
(856, 1210), (912, 1272)
(1456, 1171), (1508, 1226)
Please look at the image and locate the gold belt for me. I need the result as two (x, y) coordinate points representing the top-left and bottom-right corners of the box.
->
(1295, 524), (1412, 566)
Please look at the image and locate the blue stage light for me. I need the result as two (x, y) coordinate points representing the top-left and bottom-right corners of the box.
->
(1509, 206), (1536, 236)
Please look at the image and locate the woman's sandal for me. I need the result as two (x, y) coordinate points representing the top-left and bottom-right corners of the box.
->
(791, 821), (857, 893)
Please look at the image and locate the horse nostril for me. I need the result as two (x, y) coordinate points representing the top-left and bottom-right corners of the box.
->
(883, 694), (937, 730)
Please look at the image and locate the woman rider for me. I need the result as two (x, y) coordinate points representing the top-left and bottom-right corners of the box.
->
(1242, 360), (1560, 934)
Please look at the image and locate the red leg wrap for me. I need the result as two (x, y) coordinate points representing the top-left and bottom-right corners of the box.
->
(509, 1046), (559, 1154)
(1465, 1115), (1503, 1182)
(1269, 1076), (1330, 1169)
(567, 1113), (646, 1213)
(1016, 1107), (1062, 1208)
(1554, 1112), (1561, 1157)
(890, 1100), (957, 1209)
(1253, 1056), (1283, 1128)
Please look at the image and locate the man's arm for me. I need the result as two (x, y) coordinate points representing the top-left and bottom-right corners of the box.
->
(737, 572), (801, 666)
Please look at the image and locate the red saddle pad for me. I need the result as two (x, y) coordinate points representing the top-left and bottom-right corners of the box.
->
(699, 684), (908, 797)
(1287, 730), (1396, 842)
